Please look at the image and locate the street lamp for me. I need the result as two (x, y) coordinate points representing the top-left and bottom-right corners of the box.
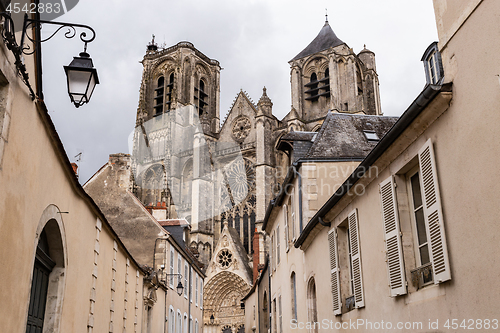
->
(64, 51), (99, 108)
(0, 13), (98, 106)
(210, 314), (215, 325)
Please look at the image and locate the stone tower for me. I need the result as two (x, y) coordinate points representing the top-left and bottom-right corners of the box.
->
(289, 17), (382, 124)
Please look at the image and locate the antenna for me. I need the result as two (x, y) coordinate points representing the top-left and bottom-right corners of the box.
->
(325, 8), (328, 23)
(75, 152), (82, 162)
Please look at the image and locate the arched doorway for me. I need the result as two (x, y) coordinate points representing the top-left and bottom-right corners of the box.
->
(26, 206), (66, 333)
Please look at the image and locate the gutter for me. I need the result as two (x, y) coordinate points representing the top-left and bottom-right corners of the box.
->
(294, 83), (452, 248)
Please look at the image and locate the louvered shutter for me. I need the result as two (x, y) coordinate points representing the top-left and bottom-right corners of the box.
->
(418, 139), (451, 283)
(380, 176), (407, 296)
(348, 209), (365, 308)
(284, 205), (289, 251)
(328, 228), (342, 315)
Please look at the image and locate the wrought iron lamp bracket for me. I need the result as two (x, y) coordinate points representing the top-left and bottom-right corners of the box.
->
(0, 12), (96, 100)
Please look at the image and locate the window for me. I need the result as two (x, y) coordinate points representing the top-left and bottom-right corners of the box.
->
(168, 307), (175, 333)
(363, 130), (379, 141)
(328, 209), (365, 315)
(290, 190), (297, 236)
(195, 79), (207, 116)
(195, 274), (199, 306)
(183, 314), (188, 333)
(278, 295), (283, 333)
(291, 272), (297, 320)
(166, 73), (174, 111)
(421, 42), (443, 85)
(195, 320), (199, 333)
(154, 76), (164, 115)
(184, 263), (188, 298)
(380, 139), (451, 296)
(189, 316), (193, 333)
(307, 278), (318, 333)
(170, 246), (175, 288)
(276, 225), (280, 265)
(305, 72), (319, 101)
(200, 281), (203, 309)
(272, 298), (277, 333)
(177, 310), (182, 333)
(178, 255), (182, 287)
(189, 268), (193, 303)
(283, 205), (289, 252)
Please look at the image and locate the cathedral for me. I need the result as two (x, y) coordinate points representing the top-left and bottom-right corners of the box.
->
(130, 17), (382, 331)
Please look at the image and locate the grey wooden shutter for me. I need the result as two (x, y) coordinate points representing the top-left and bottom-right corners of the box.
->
(328, 228), (342, 315)
(380, 176), (407, 296)
(418, 139), (451, 283)
(348, 209), (365, 308)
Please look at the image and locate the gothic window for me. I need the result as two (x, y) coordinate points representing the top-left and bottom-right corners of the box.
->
(166, 73), (174, 111)
(250, 211), (256, 253)
(224, 158), (256, 203)
(356, 66), (363, 95)
(195, 79), (207, 116)
(154, 76), (164, 115)
(143, 164), (164, 205)
(305, 72), (319, 101)
(243, 212), (249, 252)
(181, 160), (193, 208)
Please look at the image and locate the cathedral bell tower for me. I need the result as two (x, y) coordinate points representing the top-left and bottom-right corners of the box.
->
(289, 17), (382, 122)
(137, 39), (221, 138)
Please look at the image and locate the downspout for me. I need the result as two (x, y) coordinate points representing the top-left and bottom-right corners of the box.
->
(268, 262), (272, 333)
(164, 290), (167, 333)
(188, 265), (192, 333)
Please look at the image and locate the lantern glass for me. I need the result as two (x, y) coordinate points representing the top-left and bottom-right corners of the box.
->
(176, 281), (184, 296)
(64, 52), (99, 108)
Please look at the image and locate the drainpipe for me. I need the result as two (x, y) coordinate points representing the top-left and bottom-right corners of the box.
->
(268, 262), (272, 333)
(188, 265), (192, 333)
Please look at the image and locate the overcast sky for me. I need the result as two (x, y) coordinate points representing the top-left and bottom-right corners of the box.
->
(41, 0), (438, 183)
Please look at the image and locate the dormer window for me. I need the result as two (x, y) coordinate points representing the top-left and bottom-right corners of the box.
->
(195, 79), (207, 116)
(422, 42), (443, 85)
(363, 130), (379, 141)
(154, 76), (164, 116)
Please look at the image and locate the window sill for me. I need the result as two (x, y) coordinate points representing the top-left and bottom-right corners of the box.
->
(405, 283), (445, 305)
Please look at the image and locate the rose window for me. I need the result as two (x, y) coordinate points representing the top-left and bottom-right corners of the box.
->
(232, 117), (251, 142)
(218, 249), (233, 269)
(225, 158), (255, 203)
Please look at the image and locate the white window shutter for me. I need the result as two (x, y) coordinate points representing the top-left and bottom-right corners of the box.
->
(379, 176), (407, 297)
(328, 228), (342, 316)
(348, 209), (365, 308)
(418, 139), (451, 283)
(284, 205), (289, 251)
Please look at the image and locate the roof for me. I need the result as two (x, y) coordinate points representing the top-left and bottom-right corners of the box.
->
(291, 21), (344, 61)
(295, 83), (453, 248)
(158, 219), (190, 227)
(304, 113), (399, 160)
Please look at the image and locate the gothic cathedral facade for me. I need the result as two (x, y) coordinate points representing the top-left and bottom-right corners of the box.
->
(131, 19), (381, 331)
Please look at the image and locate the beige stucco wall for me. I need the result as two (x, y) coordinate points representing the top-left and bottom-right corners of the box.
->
(292, 1), (500, 330)
(0, 31), (148, 332)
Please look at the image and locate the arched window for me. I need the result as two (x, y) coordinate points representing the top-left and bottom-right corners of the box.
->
(166, 73), (174, 111)
(177, 310), (182, 333)
(325, 67), (329, 78)
(195, 79), (207, 116)
(169, 307), (175, 333)
(291, 272), (297, 320)
(154, 76), (164, 115)
(181, 160), (193, 207)
(307, 277), (318, 333)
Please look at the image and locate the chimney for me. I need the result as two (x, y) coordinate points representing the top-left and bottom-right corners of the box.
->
(70, 163), (78, 177)
(252, 228), (260, 284)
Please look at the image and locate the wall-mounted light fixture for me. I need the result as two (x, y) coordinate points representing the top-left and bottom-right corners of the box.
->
(0, 13), (99, 107)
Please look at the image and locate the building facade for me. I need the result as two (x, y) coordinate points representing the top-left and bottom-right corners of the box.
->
(255, 0), (500, 332)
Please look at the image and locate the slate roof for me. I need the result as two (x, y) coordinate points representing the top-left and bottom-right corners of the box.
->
(291, 21), (345, 61)
(304, 112), (399, 160)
